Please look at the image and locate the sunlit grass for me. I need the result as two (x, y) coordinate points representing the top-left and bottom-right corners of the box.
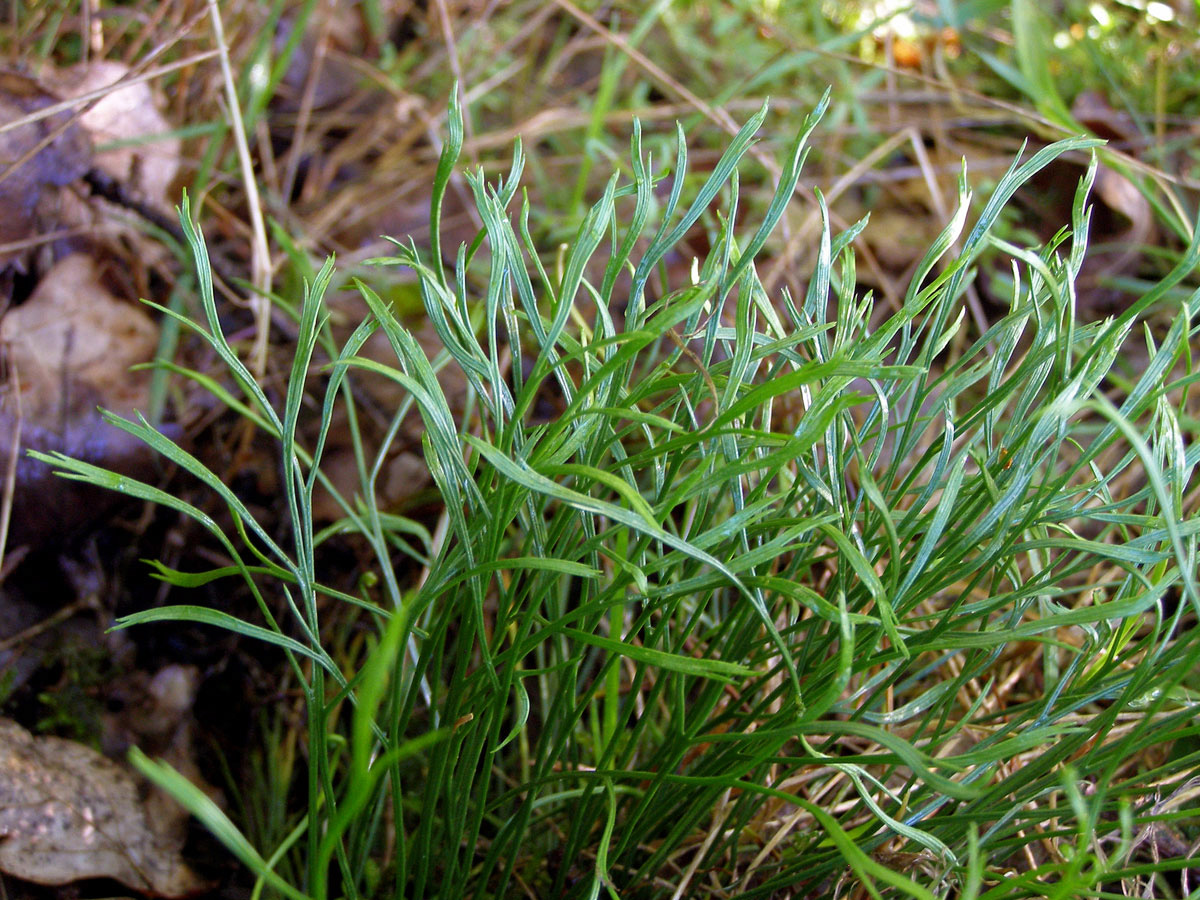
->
(34, 86), (1200, 898)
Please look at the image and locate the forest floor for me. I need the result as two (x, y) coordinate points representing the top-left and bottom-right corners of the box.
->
(1, 2), (1198, 899)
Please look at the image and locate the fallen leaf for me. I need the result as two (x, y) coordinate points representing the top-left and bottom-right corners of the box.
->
(1, 253), (157, 423)
(0, 253), (165, 547)
(0, 71), (93, 270)
(44, 60), (180, 212)
(0, 717), (206, 897)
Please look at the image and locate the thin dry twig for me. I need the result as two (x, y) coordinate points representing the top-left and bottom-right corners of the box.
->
(433, 0), (474, 159)
(0, 352), (19, 577)
(0, 51), (219, 139)
(0, 594), (100, 653)
(669, 787), (734, 900)
(280, 2), (333, 205)
(206, 0), (273, 381)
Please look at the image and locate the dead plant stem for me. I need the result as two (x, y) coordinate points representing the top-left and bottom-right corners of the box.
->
(207, 0), (272, 381)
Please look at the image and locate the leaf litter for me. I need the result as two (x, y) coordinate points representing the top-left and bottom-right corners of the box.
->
(0, 58), (184, 551)
(0, 716), (206, 897)
(0, 71), (92, 273)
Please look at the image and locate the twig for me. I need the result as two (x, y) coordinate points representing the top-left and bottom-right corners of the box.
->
(207, 0), (273, 381)
(0, 353), (19, 577)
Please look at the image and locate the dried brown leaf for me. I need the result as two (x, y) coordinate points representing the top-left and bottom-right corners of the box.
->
(0, 717), (205, 897)
(44, 61), (180, 211)
(0, 252), (157, 425)
(0, 253), (163, 546)
(0, 71), (93, 269)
